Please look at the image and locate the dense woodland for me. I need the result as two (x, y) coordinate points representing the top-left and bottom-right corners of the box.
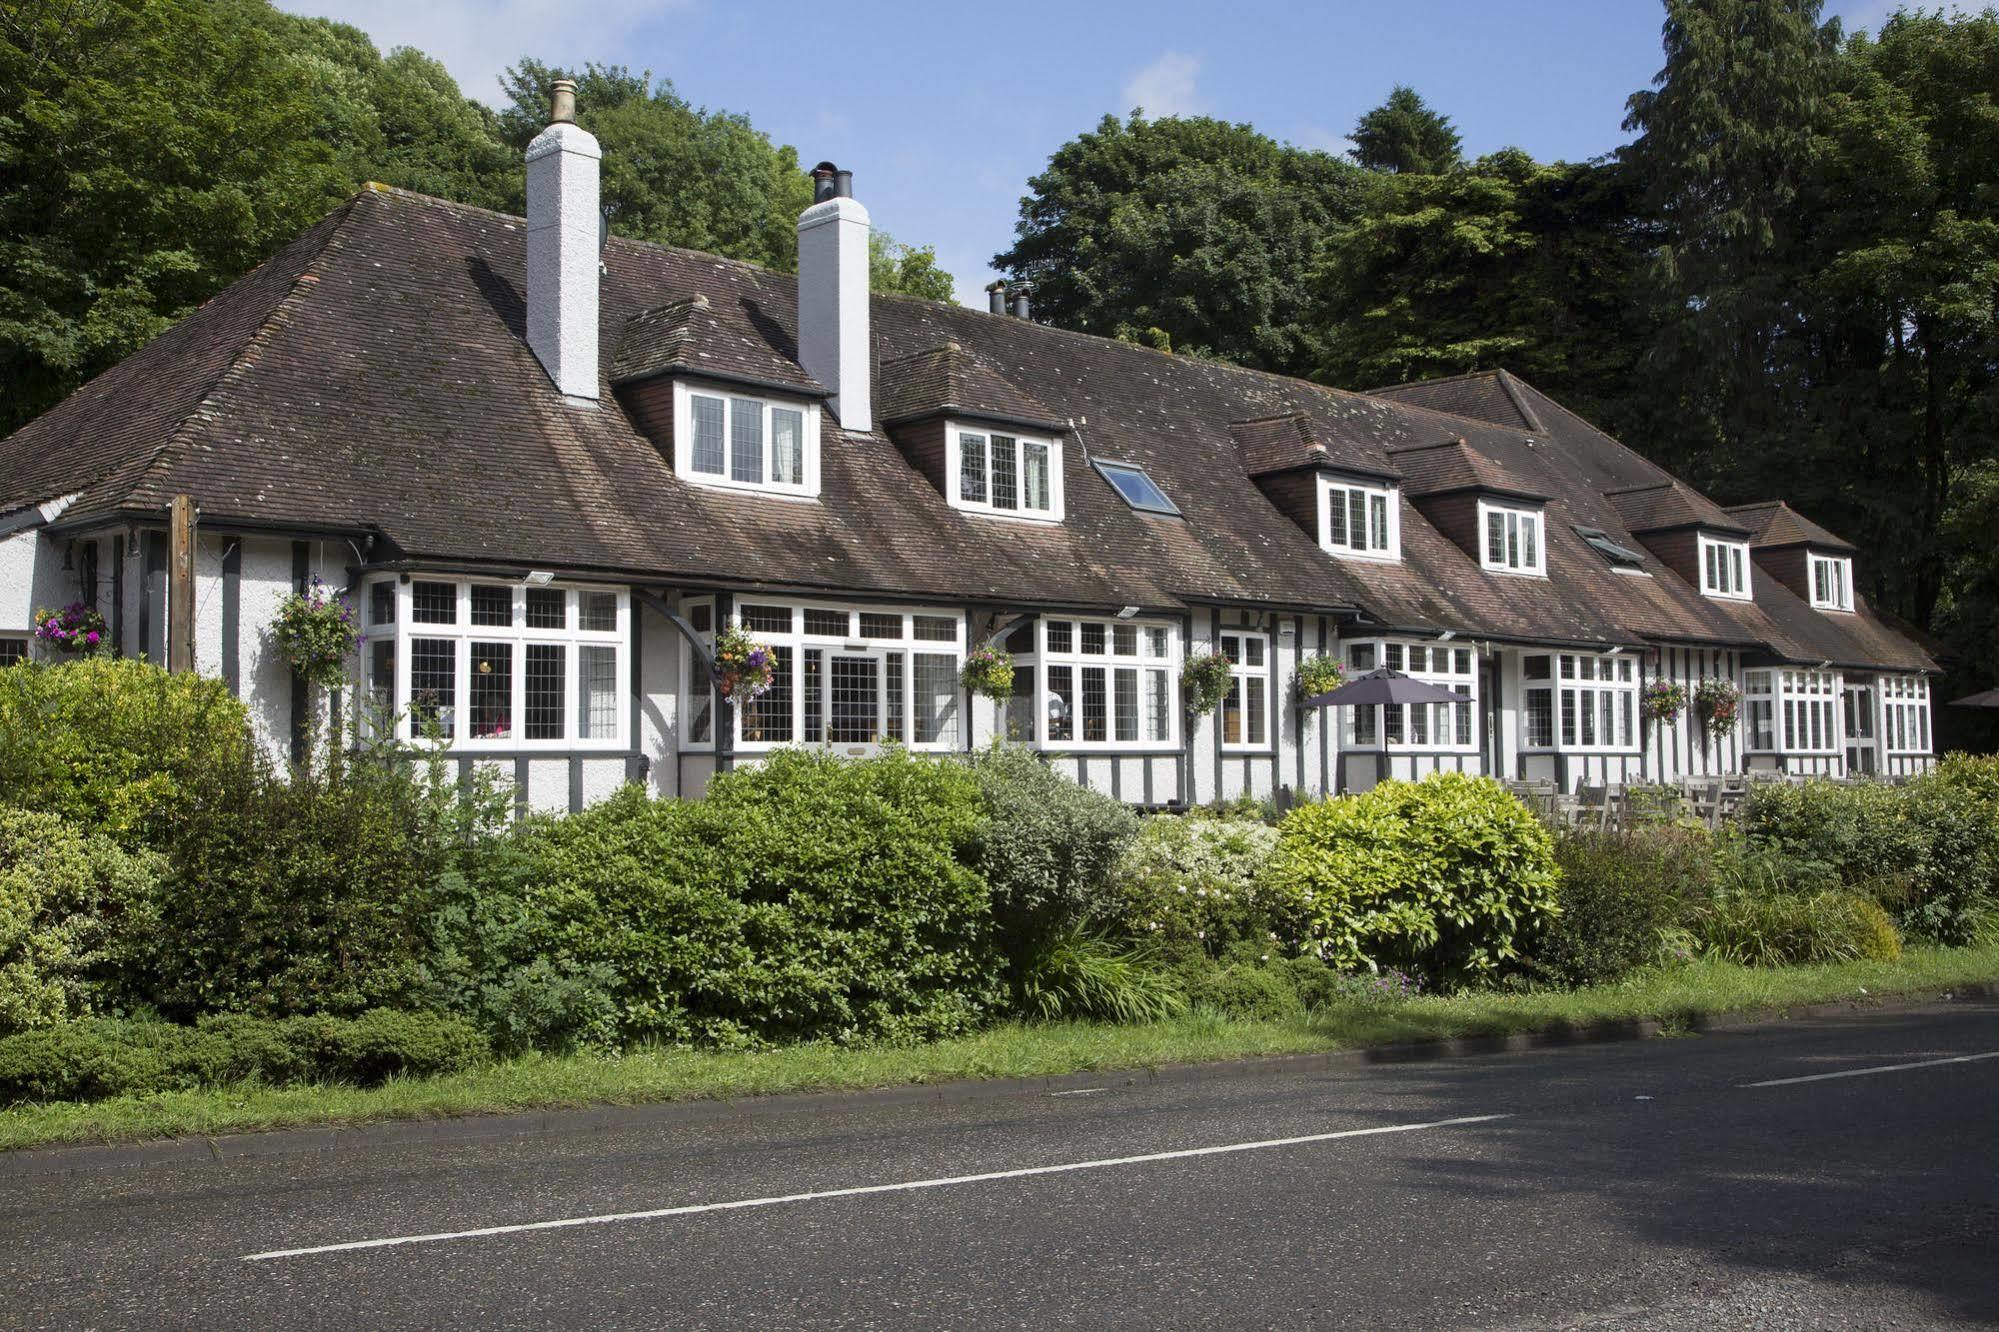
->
(3, 0), (1994, 740)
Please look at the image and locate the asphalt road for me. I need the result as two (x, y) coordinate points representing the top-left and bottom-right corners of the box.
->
(2, 998), (1996, 1330)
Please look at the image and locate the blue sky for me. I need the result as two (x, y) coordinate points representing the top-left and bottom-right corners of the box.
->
(277, 0), (1922, 305)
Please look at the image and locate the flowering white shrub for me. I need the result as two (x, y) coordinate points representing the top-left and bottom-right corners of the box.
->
(1087, 813), (1298, 957)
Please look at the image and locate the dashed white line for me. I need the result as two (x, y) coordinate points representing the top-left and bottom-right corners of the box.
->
(242, 1112), (1510, 1262)
(1741, 1050), (1999, 1088)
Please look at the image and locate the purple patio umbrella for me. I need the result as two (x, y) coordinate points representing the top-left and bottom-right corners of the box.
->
(1949, 688), (1999, 709)
(1301, 667), (1466, 710)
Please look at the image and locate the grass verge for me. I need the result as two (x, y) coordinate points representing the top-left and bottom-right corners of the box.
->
(5, 944), (1996, 1153)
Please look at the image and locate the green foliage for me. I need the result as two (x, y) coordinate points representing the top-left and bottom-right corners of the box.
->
(1294, 654), (1345, 701)
(1014, 928), (1185, 1023)
(1349, 85), (1463, 175)
(1180, 651), (1233, 718)
(1692, 891), (1901, 968)
(993, 113), (1374, 373)
(1265, 773), (1561, 984)
(505, 751), (1002, 1049)
(0, 809), (162, 1034)
(1538, 827), (1714, 987)
(1091, 814), (1290, 956)
(969, 745), (1140, 962)
(0, 658), (253, 846)
(268, 576), (359, 690)
(0, 1010), (488, 1105)
(1179, 961), (1305, 1022)
(870, 231), (957, 302)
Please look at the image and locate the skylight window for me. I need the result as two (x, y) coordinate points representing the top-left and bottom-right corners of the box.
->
(1094, 459), (1180, 515)
(1573, 525), (1646, 569)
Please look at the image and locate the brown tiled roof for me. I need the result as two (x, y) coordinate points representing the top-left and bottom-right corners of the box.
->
(1603, 479), (1751, 535)
(1366, 368), (1544, 433)
(0, 186), (1935, 676)
(1385, 436), (1550, 501)
(1725, 500), (1857, 552)
(876, 341), (1063, 431)
(609, 293), (825, 395)
(1227, 413), (1400, 481)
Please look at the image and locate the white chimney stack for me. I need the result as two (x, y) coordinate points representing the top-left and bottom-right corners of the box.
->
(524, 79), (601, 401)
(796, 162), (871, 432)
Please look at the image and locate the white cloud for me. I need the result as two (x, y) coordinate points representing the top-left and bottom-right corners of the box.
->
(273, 0), (686, 104)
(1121, 51), (1206, 119)
(1292, 124), (1358, 159)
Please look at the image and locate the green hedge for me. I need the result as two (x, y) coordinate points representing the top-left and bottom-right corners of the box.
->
(502, 750), (1003, 1049)
(0, 658), (252, 846)
(1536, 827), (1714, 987)
(0, 1010), (488, 1104)
(1265, 773), (1560, 984)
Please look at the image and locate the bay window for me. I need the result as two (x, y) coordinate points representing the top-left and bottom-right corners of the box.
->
(1754, 668), (1840, 754)
(1219, 630), (1270, 749)
(1317, 476), (1399, 561)
(1342, 640), (1476, 751)
(1882, 674), (1930, 754)
(361, 577), (628, 748)
(1479, 501), (1545, 576)
(1523, 652), (1636, 753)
(1699, 534), (1751, 600)
(674, 381), (819, 497)
(1810, 554), (1853, 611)
(1007, 615), (1178, 749)
(949, 423), (1063, 521)
(681, 600), (964, 752)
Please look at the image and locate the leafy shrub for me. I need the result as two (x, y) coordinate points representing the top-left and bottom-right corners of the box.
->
(1015, 927), (1185, 1023)
(1536, 827), (1713, 987)
(968, 745), (1139, 962)
(1265, 773), (1560, 985)
(0, 1010), (489, 1105)
(0, 658), (252, 845)
(0, 808), (163, 1033)
(1092, 814), (1290, 956)
(137, 741), (504, 1019)
(1179, 961), (1305, 1021)
(1691, 890), (1902, 967)
(505, 750), (1002, 1049)
(1927, 753), (1999, 806)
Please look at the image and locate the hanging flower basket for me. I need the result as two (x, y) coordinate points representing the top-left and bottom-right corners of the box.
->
(1293, 653), (1345, 703)
(1181, 650), (1233, 718)
(1694, 678), (1741, 739)
(270, 577), (359, 689)
(32, 602), (107, 655)
(959, 644), (1015, 703)
(1640, 678), (1687, 725)
(712, 624), (774, 703)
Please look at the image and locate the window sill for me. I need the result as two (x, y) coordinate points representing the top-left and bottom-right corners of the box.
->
(1324, 548), (1400, 564)
(1481, 566), (1548, 579)
(1701, 591), (1754, 603)
(683, 474), (820, 501)
(953, 506), (1063, 526)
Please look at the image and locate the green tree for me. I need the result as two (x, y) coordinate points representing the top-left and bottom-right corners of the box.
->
(1314, 149), (1652, 418)
(0, 0), (352, 434)
(870, 232), (956, 302)
(993, 113), (1375, 372)
(1350, 85), (1463, 175)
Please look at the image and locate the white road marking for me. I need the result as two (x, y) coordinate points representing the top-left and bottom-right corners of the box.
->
(1741, 1050), (1999, 1088)
(242, 1112), (1510, 1262)
(1046, 1087), (1109, 1097)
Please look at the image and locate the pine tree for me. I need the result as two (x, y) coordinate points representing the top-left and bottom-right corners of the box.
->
(1349, 86), (1463, 175)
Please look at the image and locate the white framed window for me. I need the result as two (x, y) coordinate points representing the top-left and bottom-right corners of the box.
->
(1479, 500), (1545, 576)
(1810, 554), (1853, 611)
(1006, 615), (1178, 749)
(360, 576), (628, 750)
(1219, 630), (1271, 749)
(681, 600), (966, 753)
(1770, 668), (1841, 754)
(1317, 476), (1399, 561)
(1341, 640), (1477, 752)
(1882, 674), (1930, 754)
(1522, 652), (1635, 753)
(1699, 533), (1751, 600)
(673, 380), (820, 498)
(1745, 670), (1778, 752)
(948, 423), (1064, 522)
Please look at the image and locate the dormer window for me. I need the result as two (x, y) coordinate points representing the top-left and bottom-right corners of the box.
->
(1318, 476), (1399, 561)
(674, 381), (820, 498)
(1699, 533), (1751, 600)
(1479, 499), (1544, 576)
(1810, 553), (1853, 611)
(949, 423), (1063, 521)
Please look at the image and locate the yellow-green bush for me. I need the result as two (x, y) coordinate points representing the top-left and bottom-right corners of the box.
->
(0, 807), (162, 1035)
(0, 658), (252, 845)
(1264, 772), (1560, 984)
(1692, 890), (1902, 967)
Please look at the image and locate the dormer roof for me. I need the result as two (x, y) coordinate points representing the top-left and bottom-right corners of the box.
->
(610, 293), (826, 397)
(1366, 368), (1545, 433)
(1386, 435), (1550, 503)
(1228, 412), (1401, 482)
(1603, 479), (1751, 536)
(1724, 500), (1858, 553)
(876, 340), (1065, 433)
